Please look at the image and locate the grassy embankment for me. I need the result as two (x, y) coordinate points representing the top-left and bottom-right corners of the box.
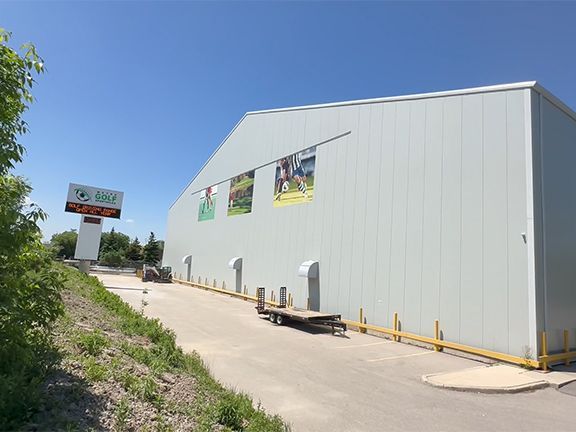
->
(28, 265), (287, 431)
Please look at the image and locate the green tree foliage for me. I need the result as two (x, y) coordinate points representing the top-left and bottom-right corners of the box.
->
(125, 237), (143, 261)
(143, 232), (161, 265)
(0, 29), (65, 429)
(100, 250), (126, 268)
(99, 227), (130, 258)
(49, 229), (77, 258)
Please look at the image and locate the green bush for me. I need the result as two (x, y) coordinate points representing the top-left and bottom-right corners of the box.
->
(100, 250), (126, 268)
(0, 30), (64, 429)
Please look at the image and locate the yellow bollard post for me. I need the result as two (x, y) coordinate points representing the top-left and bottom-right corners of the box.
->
(359, 307), (366, 333)
(213, 279), (217, 288)
(434, 320), (443, 352)
(564, 330), (570, 366)
(197, 276), (201, 284)
(393, 312), (399, 342)
(541, 331), (548, 371)
(204, 277), (208, 286)
(288, 293), (292, 308)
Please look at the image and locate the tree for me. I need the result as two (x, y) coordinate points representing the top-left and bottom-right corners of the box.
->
(0, 29), (64, 429)
(99, 227), (130, 258)
(125, 237), (143, 261)
(143, 232), (161, 265)
(49, 229), (77, 258)
(100, 250), (125, 268)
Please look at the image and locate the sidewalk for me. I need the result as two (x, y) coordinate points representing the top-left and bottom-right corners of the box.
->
(423, 364), (576, 393)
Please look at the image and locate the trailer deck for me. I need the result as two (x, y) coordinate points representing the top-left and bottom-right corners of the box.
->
(256, 287), (346, 333)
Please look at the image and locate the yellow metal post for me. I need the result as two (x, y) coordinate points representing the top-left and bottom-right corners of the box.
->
(565, 330), (570, 366)
(541, 331), (548, 371)
(393, 312), (399, 342)
(359, 308), (366, 333)
(204, 277), (208, 286)
(288, 293), (292, 308)
(434, 320), (443, 352)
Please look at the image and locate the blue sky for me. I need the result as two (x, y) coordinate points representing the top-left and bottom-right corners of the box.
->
(3, 1), (575, 242)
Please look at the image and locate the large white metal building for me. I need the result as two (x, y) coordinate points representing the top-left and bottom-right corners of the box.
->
(163, 82), (576, 359)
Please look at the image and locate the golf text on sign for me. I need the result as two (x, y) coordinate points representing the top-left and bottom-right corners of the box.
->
(65, 183), (124, 219)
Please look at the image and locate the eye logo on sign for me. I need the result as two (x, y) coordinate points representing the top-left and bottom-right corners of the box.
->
(75, 188), (91, 202)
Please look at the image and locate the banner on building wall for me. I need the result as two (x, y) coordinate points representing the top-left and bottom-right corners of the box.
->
(228, 170), (255, 216)
(273, 146), (316, 208)
(198, 185), (218, 221)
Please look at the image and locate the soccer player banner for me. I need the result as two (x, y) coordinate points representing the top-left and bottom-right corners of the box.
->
(198, 185), (218, 221)
(273, 146), (316, 208)
(228, 170), (255, 216)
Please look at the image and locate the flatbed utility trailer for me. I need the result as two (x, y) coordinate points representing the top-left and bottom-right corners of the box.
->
(256, 287), (346, 334)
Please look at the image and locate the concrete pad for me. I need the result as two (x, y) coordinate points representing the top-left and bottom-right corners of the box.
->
(423, 364), (551, 393)
(523, 369), (576, 388)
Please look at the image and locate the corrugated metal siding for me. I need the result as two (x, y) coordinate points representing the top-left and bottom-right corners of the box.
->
(164, 89), (532, 356)
(536, 95), (576, 353)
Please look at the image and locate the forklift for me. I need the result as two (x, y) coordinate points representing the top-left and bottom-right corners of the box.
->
(142, 265), (173, 283)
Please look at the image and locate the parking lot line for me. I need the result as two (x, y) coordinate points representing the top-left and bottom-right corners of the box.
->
(332, 340), (395, 349)
(366, 351), (436, 362)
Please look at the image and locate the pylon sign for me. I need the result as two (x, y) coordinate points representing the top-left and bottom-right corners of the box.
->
(65, 183), (124, 219)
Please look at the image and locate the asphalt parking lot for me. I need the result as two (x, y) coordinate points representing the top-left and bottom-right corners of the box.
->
(98, 273), (576, 432)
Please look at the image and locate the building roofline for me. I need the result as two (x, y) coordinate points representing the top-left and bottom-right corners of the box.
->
(245, 81), (539, 115)
(169, 81), (575, 209)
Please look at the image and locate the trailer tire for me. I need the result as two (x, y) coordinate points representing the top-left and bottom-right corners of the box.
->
(276, 315), (285, 326)
(269, 313), (277, 323)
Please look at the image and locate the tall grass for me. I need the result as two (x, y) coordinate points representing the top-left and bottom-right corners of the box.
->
(62, 266), (287, 431)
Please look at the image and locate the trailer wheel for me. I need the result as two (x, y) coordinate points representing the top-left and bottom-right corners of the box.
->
(269, 313), (277, 323)
(276, 315), (284, 326)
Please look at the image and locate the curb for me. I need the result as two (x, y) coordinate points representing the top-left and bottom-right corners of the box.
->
(421, 373), (550, 394)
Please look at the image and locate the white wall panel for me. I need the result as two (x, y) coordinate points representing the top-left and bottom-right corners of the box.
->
(482, 92), (510, 353)
(538, 97), (576, 352)
(460, 94), (484, 348)
(373, 103), (396, 328)
(404, 102), (426, 334)
(164, 88), (535, 356)
(420, 99), (443, 336)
